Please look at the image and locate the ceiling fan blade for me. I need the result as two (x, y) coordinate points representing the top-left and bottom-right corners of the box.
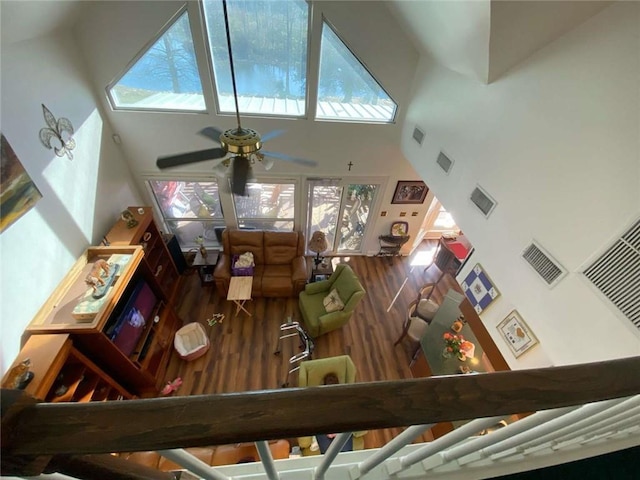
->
(262, 150), (317, 167)
(198, 127), (224, 144)
(260, 129), (286, 143)
(231, 156), (250, 196)
(156, 147), (227, 169)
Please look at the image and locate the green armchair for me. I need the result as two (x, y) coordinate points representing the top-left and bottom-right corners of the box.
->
(297, 355), (367, 455)
(299, 264), (365, 338)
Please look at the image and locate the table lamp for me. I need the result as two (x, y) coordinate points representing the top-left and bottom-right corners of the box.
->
(308, 231), (328, 267)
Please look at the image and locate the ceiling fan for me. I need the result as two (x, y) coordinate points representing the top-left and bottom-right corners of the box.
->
(156, 0), (317, 196)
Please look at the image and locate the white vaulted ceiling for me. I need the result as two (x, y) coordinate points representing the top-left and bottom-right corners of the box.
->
(387, 0), (613, 84)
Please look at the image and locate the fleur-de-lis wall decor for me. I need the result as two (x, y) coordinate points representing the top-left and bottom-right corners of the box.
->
(38, 104), (76, 160)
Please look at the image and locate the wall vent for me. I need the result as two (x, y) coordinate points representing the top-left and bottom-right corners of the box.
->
(470, 185), (497, 218)
(412, 126), (425, 145)
(583, 219), (640, 329)
(436, 151), (453, 174)
(522, 241), (567, 288)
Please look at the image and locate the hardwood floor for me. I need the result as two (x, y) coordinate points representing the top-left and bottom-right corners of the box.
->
(163, 240), (462, 449)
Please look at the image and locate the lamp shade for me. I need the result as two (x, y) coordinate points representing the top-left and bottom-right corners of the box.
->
(308, 231), (328, 254)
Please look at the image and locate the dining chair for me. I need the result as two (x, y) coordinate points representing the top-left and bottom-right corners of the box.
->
(394, 300), (433, 363)
(422, 237), (461, 300)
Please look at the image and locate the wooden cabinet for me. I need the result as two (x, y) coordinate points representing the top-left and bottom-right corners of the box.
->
(105, 206), (180, 303)
(2, 334), (133, 402)
(23, 246), (178, 395)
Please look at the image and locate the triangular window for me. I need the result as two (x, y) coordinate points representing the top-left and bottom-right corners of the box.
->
(107, 9), (205, 111)
(316, 21), (397, 123)
(203, 0), (309, 117)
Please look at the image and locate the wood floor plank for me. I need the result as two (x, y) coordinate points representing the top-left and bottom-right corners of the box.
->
(159, 241), (494, 449)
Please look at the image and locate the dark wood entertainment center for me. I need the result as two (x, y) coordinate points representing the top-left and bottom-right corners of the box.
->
(3, 208), (182, 400)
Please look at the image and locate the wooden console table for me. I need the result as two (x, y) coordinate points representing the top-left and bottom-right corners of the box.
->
(21, 246), (179, 396)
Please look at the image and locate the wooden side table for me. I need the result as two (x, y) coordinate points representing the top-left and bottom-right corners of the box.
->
(310, 261), (333, 282)
(191, 249), (219, 286)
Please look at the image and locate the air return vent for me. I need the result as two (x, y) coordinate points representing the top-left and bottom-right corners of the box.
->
(522, 241), (567, 287)
(436, 152), (453, 174)
(412, 126), (425, 145)
(583, 219), (640, 329)
(470, 185), (496, 218)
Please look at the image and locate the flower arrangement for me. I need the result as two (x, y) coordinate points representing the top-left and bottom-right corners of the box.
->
(443, 332), (475, 361)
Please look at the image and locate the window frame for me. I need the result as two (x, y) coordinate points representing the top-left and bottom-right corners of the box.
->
(232, 179), (299, 232)
(199, 0), (313, 119)
(105, 5), (208, 113)
(315, 17), (398, 124)
(145, 177), (227, 249)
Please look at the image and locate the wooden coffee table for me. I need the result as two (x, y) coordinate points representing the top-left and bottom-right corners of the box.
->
(227, 276), (253, 317)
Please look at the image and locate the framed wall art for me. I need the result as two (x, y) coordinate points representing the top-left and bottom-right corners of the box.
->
(1, 133), (42, 233)
(391, 180), (428, 204)
(497, 310), (539, 357)
(461, 263), (500, 314)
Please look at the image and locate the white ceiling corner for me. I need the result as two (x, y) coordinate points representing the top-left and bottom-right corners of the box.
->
(387, 0), (614, 85)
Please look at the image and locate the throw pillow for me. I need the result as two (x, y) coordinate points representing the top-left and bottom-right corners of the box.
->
(323, 288), (345, 313)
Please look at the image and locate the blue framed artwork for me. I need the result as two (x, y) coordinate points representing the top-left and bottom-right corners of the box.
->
(461, 264), (500, 314)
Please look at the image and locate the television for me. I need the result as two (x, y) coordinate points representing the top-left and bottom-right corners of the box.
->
(109, 279), (158, 357)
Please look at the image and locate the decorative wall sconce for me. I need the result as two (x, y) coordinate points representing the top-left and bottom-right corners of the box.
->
(38, 104), (75, 160)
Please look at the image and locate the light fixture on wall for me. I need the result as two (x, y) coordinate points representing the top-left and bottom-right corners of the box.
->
(38, 104), (75, 160)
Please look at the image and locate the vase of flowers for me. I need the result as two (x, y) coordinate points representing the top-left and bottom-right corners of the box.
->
(443, 332), (475, 361)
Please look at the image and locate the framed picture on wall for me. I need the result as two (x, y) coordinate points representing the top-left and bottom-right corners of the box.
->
(461, 263), (500, 314)
(1, 133), (42, 233)
(497, 310), (539, 357)
(391, 181), (429, 204)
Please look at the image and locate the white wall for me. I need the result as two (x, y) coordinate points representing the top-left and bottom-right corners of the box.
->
(402, 1), (640, 367)
(0, 30), (142, 374)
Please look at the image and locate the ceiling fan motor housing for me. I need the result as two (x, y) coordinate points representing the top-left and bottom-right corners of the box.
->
(220, 127), (262, 155)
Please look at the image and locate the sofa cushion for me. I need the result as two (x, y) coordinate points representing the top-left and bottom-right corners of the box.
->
(264, 231), (301, 265)
(158, 447), (215, 471)
(262, 275), (294, 297)
(228, 230), (265, 265)
(262, 264), (293, 277)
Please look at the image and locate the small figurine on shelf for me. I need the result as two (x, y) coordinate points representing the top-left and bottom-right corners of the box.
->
(2, 359), (34, 390)
(84, 259), (110, 292)
(160, 377), (183, 396)
(120, 209), (139, 228)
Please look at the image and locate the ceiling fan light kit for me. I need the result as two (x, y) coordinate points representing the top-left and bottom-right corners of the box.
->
(155, 0), (317, 196)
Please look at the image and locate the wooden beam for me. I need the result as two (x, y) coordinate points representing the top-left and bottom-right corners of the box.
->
(1, 389), (51, 476)
(3, 356), (640, 456)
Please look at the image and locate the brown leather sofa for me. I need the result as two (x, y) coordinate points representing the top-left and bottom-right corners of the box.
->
(214, 230), (307, 297)
(120, 439), (291, 470)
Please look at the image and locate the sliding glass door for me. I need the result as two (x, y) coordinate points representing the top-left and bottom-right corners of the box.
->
(306, 179), (379, 254)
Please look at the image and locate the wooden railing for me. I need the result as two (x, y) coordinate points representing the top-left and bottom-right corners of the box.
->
(2, 356), (640, 479)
